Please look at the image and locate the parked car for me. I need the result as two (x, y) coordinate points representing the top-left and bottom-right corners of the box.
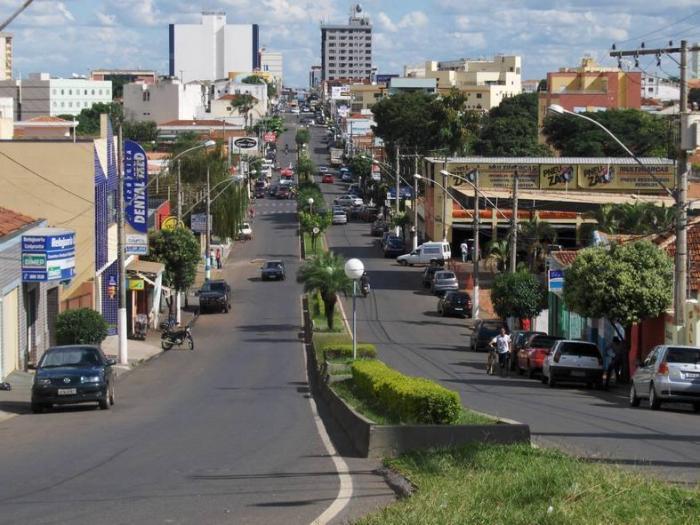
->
(510, 330), (547, 371)
(318, 166), (329, 173)
(254, 187), (266, 198)
(359, 206), (379, 222)
(470, 320), (504, 352)
(542, 340), (604, 388)
(517, 335), (563, 377)
(268, 185), (279, 198)
(383, 237), (406, 258)
(431, 270), (459, 295)
(31, 345), (116, 412)
(422, 265), (442, 288)
(341, 172), (353, 183)
(239, 222), (253, 240)
(437, 291), (472, 318)
(276, 186), (291, 199)
(197, 279), (231, 313)
(379, 231), (397, 249)
(629, 345), (700, 411)
(322, 174), (334, 184)
(334, 195), (363, 207)
(260, 260), (286, 281)
(332, 210), (348, 224)
(371, 219), (388, 236)
(397, 241), (452, 266)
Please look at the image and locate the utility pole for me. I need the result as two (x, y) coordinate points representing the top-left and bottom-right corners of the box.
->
(175, 159), (182, 325)
(610, 40), (700, 341)
(442, 156), (448, 242)
(116, 126), (128, 365)
(413, 153), (419, 250)
(509, 170), (519, 273)
(394, 144), (400, 217)
(205, 166), (211, 282)
(473, 170), (480, 319)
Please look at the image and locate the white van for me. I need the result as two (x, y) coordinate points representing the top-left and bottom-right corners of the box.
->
(396, 242), (451, 266)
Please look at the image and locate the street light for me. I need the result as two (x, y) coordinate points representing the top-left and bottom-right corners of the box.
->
(307, 197), (314, 214)
(344, 258), (365, 360)
(547, 103), (686, 336)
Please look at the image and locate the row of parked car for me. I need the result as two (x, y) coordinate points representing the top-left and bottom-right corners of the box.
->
(470, 321), (700, 412)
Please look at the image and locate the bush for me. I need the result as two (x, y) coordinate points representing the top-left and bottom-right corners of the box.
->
(351, 360), (461, 424)
(56, 308), (109, 345)
(323, 343), (377, 361)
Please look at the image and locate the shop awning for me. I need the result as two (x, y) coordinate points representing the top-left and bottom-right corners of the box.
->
(126, 259), (165, 276)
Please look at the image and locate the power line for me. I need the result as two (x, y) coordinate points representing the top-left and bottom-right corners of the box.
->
(613, 8), (700, 46)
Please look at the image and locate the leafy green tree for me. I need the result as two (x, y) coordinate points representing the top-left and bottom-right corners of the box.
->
(564, 241), (673, 328)
(296, 155), (316, 182)
(230, 94), (257, 129)
(69, 102), (124, 136)
(295, 128), (310, 148)
(123, 120), (159, 143)
(391, 212), (412, 241)
(519, 216), (556, 272)
(297, 251), (352, 330)
(56, 308), (108, 345)
(145, 227), (201, 295)
(487, 239), (511, 273)
(543, 109), (670, 157)
(585, 202), (677, 235)
(433, 88), (482, 155)
(585, 204), (620, 234)
(297, 182), (324, 212)
(491, 269), (546, 320)
(299, 210), (332, 250)
(241, 75), (266, 85)
(475, 93), (551, 156)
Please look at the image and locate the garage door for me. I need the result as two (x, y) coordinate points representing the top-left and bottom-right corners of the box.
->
(2, 287), (20, 379)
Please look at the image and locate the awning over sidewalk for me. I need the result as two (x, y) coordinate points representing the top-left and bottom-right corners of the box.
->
(453, 187), (675, 206)
(127, 259), (165, 276)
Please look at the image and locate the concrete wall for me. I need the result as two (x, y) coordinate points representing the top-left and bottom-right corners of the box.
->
(124, 81), (203, 123)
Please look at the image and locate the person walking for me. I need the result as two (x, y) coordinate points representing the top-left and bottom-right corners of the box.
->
(488, 327), (511, 375)
(460, 241), (469, 262)
(215, 248), (222, 269)
(603, 336), (623, 388)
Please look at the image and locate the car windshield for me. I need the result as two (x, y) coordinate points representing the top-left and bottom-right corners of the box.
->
(448, 293), (468, 303)
(436, 272), (455, 280)
(264, 262), (283, 269)
(387, 239), (403, 247)
(666, 347), (700, 364)
(559, 342), (599, 357)
(201, 282), (227, 292)
(41, 348), (101, 368)
(530, 336), (561, 349)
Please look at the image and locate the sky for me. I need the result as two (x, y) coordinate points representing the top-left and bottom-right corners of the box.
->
(1, 0), (700, 87)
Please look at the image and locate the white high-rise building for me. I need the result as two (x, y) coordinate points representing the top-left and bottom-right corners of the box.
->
(260, 50), (283, 85)
(0, 33), (12, 81)
(321, 4), (373, 82)
(169, 11), (260, 83)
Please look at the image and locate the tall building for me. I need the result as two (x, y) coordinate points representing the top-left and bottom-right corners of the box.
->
(309, 65), (322, 89)
(320, 4), (372, 82)
(169, 11), (260, 83)
(259, 50), (283, 86)
(0, 73), (112, 120)
(0, 33), (12, 80)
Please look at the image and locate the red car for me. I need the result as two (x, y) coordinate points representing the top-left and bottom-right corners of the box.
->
(517, 335), (563, 378)
(321, 174), (333, 183)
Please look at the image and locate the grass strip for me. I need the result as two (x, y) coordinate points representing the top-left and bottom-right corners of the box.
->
(308, 291), (343, 333)
(357, 443), (700, 525)
(302, 232), (325, 258)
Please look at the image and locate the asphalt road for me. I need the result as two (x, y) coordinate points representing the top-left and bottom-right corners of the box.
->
(306, 120), (700, 486)
(0, 119), (392, 524)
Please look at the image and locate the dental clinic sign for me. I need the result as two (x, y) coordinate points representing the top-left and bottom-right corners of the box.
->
(21, 228), (76, 282)
(124, 139), (149, 254)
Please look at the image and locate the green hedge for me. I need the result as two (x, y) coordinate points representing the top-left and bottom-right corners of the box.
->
(351, 360), (461, 425)
(323, 343), (377, 360)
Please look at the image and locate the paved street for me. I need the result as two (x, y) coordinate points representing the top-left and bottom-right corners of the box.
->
(303, 119), (700, 486)
(0, 123), (393, 524)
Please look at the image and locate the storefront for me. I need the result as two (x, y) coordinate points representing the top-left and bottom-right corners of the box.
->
(126, 259), (165, 336)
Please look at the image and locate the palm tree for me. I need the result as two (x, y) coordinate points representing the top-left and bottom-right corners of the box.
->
(487, 239), (510, 273)
(230, 94), (256, 129)
(585, 204), (620, 234)
(519, 216), (557, 272)
(297, 252), (352, 330)
(391, 212), (412, 241)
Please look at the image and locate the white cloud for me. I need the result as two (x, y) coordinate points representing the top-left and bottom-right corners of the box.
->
(376, 12), (397, 33)
(397, 11), (428, 29)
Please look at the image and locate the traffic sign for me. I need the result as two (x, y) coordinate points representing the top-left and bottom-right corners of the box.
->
(264, 132), (276, 143)
(548, 269), (565, 292)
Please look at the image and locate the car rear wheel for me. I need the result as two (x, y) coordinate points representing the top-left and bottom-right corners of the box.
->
(109, 383), (116, 406)
(629, 384), (640, 407)
(648, 384), (661, 410)
(548, 373), (556, 388)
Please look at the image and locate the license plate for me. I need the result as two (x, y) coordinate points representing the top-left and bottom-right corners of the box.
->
(685, 372), (700, 379)
(570, 370), (586, 377)
(454, 308), (463, 311)
(58, 388), (77, 395)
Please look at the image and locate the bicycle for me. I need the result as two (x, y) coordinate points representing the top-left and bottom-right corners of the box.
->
(487, 348), (511, 377)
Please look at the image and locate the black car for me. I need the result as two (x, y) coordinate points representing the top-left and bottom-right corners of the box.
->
(198, 279), (231, 313)
(470, 320), (505, 352)
(384, 237), (406, 258)
(437, 291), (473, 318)
(422, 265), (441, 288)
(261, 260), (286, 281)
(254, 187), (266, 198)
(31, 345), (116, 412)
(268, 185), (279, 198)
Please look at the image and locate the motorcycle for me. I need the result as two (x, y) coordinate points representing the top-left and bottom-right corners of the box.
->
(360, 279), (370, 297)
(134, 313), (148, 341)
(160, 319), (194, 351)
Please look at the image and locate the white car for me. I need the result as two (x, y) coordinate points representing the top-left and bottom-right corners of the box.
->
(239, 222), (253, 240)
(290, 107), (300, 114)
(332, 211), (348, 224)
(541, 340), (604, 388)
(396, 242), (452, 266)
(334, 195), (362, 207)
(318, 166), (329, 173)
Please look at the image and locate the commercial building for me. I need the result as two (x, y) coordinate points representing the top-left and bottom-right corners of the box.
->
(349, 83), (386, 112)
(404, 55), (522, 110)
(0, 73), (112, 119)
(321, 4), (373, 82)
(91, 69), (158, 84)
(641, 75), (680, 102)
(522, 79), (540, 93)
(259, 50), (283, 86)
(388, 77), (437, 95)
(123, 78), (204, 124)
(0, 32), (11, 80)
(169, 11), (260, 83)
(309, 65), (322, 89)
(537, 57), (641, 128)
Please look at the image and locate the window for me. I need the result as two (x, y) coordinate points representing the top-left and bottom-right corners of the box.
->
(98, 89), (103, 95)
(91, 89), (95, 95)
(52, 89), (56, 95)
(68, 102), (72, 107)
(52, 101), (57, 107)
(68, 89), (72, 95)
(476, 93), (482, 99)
(61, 102), (65, 107)
(84, 89), (87, 95)
(61, 89), (64, 95)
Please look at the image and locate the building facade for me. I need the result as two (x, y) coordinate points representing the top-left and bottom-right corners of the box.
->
(123, 79), (204, 124)
(309, 65), (322, 89)
(0, 74), (112, 119)
(537, 57), (641, 128)
(0, 32), (11, 81)
(91, 69), (157, 85)
(169, 11), (260, 83)
(259, 50), (283, 86)
(321, 4), (372, 82)
(641, 75), (680, 102)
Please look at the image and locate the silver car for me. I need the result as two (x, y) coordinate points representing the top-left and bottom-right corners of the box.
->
(332, 211), (347, 224)
(542, 340), (603, 388)
(431, 271), (459, 295)
(630, 345), (700, 411)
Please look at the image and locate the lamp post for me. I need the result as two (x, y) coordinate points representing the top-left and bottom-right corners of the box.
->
(307, 197), (314, 214)
(547, 103), (686, 336)
(344, 258), (364, 360)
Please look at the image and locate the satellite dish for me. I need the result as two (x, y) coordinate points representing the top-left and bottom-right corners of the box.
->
(355, 4), (362, 13)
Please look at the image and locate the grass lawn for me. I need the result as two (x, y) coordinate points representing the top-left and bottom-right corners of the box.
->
(308, 291), (344, 333)
(357, 444), (700, 525)
(331, 379), (494, 426)
(303, 232), (325, 258)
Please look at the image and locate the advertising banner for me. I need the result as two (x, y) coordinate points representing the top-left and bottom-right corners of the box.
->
(539, 164), (577, 190)
(447, 163), (540, 190)
(124, 140), (149, 255)
(230, 137), (259, 154)
(331, 86), (350, 99)
(548, 269), (565, 292)
(21, 228), (76, 282)
(190, 213), (211, 234)
(577, 163), (675, 191)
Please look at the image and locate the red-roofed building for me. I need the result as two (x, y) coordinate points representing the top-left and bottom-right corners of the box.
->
(12, 116), (78, 139)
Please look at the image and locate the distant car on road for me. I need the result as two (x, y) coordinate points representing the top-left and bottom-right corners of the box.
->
(332, 210), (348, 224)
(318, 166), (329, 173)
(437, 291), (472, 318)
(341, 172), (353, 183)
(254, 187), (266, 198)
(517, 335), (562, 377)
(333, 195), (362, 208)
(31, 345), (116, 413)
(239, 222), (253, 240)
(276, 186), (291, 199)
(371, 219), (388, 236)
(431, 270), (459, 295)
(322, 174), (334, 184)
(383, 237), (406, 258)
(197, 279), (231, 313)
(542, 340), (604, 388)
(470, 320), (504, 352)
(630, 345), (700, 411)
(260, 260), (286, 281)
